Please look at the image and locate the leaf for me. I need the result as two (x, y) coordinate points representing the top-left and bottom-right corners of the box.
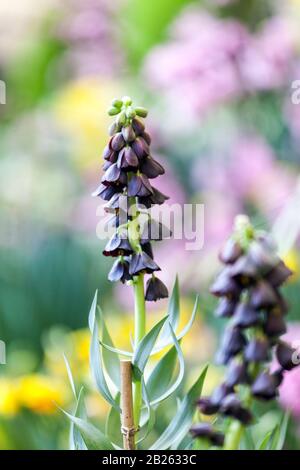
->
(63, 353), (77, 399)
(150, 365), (208, 450)
(69, 388), (87, 450)
(275, 412), (289, 450)
(147, 323), (185, 406)
(99, 293), (199, 359)
(88, 291), (120, 412)
(132, 316), (168, 377)
(62, 409), (114, 450)
(100, 308), (120, 389)
(136, 378), (156, 444)
(152, 295), (199, 354)
(243, 428), (255, 451)
(258, 412), (289, 450)
(258, 428), (277, 450)
(106, 393), (123, 449)
(159, 276), (180, 343)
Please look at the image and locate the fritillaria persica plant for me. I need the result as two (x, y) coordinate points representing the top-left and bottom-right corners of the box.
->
(62, 97), (207, 451)
(62, 100), (299, 451)
(191, 216), (299, 450)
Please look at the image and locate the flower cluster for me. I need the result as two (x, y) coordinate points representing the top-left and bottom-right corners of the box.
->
(191, 215), (299, 447)
(93, 96), (169, 301)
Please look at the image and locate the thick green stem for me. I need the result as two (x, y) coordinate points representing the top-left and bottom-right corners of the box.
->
(132, 273), (146, 435)
(224, 421), (244, 450)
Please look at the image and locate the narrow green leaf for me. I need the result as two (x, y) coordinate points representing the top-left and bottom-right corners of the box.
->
(136, 378), (156, 444)
(258, 426), (278, 450)
(152, 295), (199, 354)
(100, 293), (199, 359)
(150, 365), (208, 450)
(99, 307), (120, 389)
(159, 276), (180, 342)
(88, 291), (120, 411)
(132, 316), (168, 376)
(69, 388), (87, 450)
(147, 323), (185, 406)
(105, 393), (122, 449)
(62, 409), (114, 450)
(275, 412), (289, 450)
(243, 428), (255, 451)
(63, 353), (77, 399)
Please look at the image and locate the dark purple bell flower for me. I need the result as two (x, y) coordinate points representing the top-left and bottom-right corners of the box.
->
(103, 233), (133, 257)
(128, 174), (153, 197)
(110, 132), (125, 151)
(225, 360), (249, 388)
(276, 341), (299, 371)
(251, 371), (279, 400)
(250, 280), (278, 310)
(210, 269), (241, 298)
(197, 397), (219, 415)
(131, 137), (150, 159)
(92, 183), (123, 200)
(121, 125), (136, 143)
(129, 251), (160, 275)
(220, 394), (253, 425)
(233, 302), (260, 328)
(103, 144), (118, 163)
(145, 276), (168, 301)
(102, 160), (113, 171)
(142, 131), (151, 145)
(263, 311), (287, 337)
(190, 423), (224, 447)
(138, 187), (169, 208)
(216, 327), (247, 365)
(117, 147), (139, 169)
(101, 163), (123, 184)
(215, 297), (237, 318)
(248, 236), (278, 274)
(140, 156), (165, 178)
(230, 255), (258, 285)
(132, 118), (145, 135)
(140, 241), (154, 259)
(108, 258), (132, 283)
(244, 338), (269, 362)
(210, 383), (232, 406)
(266, 261), (292, 287)
(219, 239), (243, 265)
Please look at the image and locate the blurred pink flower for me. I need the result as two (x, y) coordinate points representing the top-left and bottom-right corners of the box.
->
(144, 9), (247, 117)
(56, 0), (124, 78)
(277, 324), (300, 418)
(192, 135), (296, 225)
(144, 7), (296, 118)
(240, 18), (295, 91)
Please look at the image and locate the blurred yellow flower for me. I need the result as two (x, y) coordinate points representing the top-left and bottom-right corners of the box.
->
(17, 374), (68, 414)
(283, 249), (300, 282)
(54, 78), (120, 168)
(0, 378), (19, 416)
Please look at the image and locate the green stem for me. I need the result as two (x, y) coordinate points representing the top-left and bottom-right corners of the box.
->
(224, 420), (244, 450)
(132, 273), (146, 435)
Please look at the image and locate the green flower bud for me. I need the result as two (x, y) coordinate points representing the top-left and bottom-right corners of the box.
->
(116, 111), (127, 126)
(111, 98), (123, 109)
(135, 107), (148, 118)
(108, 106), (120, 116)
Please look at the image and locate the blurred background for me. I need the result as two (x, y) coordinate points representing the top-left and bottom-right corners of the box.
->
(1, 0), (300, 449)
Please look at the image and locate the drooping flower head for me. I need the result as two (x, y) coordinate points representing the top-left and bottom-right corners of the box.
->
(192, 215), (298, 447)
(93, 96), (169, 301)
